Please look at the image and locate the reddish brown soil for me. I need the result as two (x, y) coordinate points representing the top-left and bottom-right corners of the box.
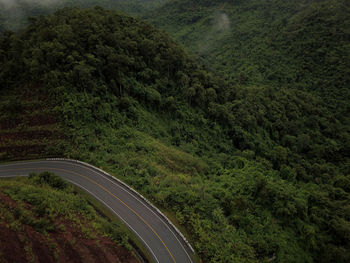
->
(27, 115), (58, 127)
(0, 225), (28, 263)
(0, 145), (49, 157)
(0, 118), (24, 130)
(0, 130), (55, 140)
(0, 193), (140, 263)
(0, 84), (66, 160)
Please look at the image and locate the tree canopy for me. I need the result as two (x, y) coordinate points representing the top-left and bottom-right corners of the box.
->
(0, 6), (349, 263)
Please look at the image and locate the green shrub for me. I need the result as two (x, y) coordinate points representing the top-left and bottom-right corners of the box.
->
(29, 172), (68, 190)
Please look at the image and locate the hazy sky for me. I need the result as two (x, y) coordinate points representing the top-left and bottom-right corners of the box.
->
(0, 0), (17, 9)
(0, 0), (63, 31)
(0, 0), (60, 9)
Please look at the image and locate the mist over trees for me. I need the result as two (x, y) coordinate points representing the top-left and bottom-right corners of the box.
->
(0, 2), (349, 263)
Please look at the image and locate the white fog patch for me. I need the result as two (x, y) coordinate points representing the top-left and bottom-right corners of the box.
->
(0, 0), (62, 31)
(0, 0), (19, 10)
(198, 12), (231, 54)
(0, 0), (60, 8)
(214, 13), (231, 32)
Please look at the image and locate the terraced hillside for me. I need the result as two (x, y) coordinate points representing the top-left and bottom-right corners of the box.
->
(0, 84), (66, 160)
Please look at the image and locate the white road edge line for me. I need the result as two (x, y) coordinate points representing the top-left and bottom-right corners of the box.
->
(0, 159), (195, 262)
(46, 159), (194, 262)
(67, 180), (160, 263)
(64, 161), (194, 263)
(0, 173), (160, 263)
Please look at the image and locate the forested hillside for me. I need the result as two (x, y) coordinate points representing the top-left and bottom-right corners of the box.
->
(0, 6), (349, 263)
(147, 0), (350, 113)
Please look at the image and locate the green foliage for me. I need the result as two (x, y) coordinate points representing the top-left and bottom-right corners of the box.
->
(1, 6), (214, 107)
(29, 171), (68, 190)
(0, 6), (349, 263)
(147, 0), (350, 114)
(0, 176), (130, 245)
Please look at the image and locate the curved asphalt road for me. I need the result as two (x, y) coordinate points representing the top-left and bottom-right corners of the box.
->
(0, 159), (194, 263)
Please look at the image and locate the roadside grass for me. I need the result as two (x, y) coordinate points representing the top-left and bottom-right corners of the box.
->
(65, 123), (207, 262)
(0, 175), (141, 260)
(0, 82), (215, 262)
(72, 185), (153, 263)
(161, 209), (201, 263)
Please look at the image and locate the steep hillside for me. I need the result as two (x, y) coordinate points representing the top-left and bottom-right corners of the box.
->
(0, 173), (138, 263)
(147, 0), (350, 111)
(0, 7), (349, 263)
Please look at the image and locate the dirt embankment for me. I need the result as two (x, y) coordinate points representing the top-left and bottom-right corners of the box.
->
(0, 193), (140, 263)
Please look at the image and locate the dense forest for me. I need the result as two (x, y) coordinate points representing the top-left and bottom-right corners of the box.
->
(147, 0), (350, 114)
(0, 4), (349, 263)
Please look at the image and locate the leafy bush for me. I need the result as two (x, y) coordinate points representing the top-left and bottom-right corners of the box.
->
(29, 172), (68, 190)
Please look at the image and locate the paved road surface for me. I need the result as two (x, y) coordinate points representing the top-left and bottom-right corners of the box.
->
(0, 159), (194, 263)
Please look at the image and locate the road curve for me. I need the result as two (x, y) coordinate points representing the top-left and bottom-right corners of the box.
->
(0, 159), (194, 263)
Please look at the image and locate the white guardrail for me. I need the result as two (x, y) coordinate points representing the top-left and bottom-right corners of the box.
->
(46, 158), (195, 254)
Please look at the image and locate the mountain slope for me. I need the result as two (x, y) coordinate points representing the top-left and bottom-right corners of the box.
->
(0, 7), (349, 263)
(146, 0), (350, 111)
